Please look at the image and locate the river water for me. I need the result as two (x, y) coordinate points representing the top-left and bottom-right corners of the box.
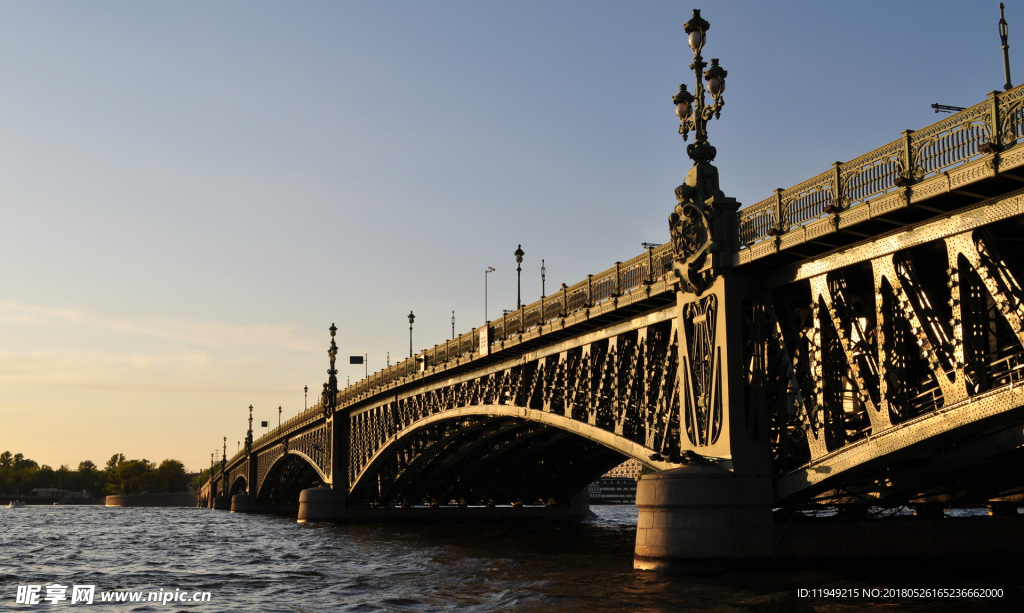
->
(2, 505), (1024, 612)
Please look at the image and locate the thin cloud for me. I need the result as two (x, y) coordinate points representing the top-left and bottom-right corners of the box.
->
(0, 299), (319, 352)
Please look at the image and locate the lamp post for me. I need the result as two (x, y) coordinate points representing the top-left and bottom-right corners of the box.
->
(1001, 3), (1013, 90)
(673, 9), (727, 168)
(668, 9), (733, 293)
(221, 437), (227, 496)
(327, 323), (339, 410)
(514, 245), (525, 309)
(278, 405), (282, 428)
(451, 310), (456, 339)
(408, 311), (415, 358)
(541, 259), (546, 298)
(303, 385), (307, 411)
(246, 404), (253, 454)
(485, 267), (495, 322)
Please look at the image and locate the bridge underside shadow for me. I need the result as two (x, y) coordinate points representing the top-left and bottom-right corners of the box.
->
(349, 415), (627, 507)
(784, 407), (1024, 510)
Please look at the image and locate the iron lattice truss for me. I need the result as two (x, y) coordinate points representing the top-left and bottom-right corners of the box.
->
(746, 220), (1024, 507)
(347, 320), (680, 505)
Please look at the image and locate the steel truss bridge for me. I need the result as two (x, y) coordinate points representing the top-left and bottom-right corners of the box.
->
(208, 84), (1024, 526)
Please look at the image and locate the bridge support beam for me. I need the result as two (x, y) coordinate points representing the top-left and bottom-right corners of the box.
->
(297, 486), (346, 523)
(231, 493), (254, 513)
(634, 465), (773, 570)
(211, 495), (230, 511)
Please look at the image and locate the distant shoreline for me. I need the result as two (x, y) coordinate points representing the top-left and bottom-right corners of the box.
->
(1, 495), (103, 506)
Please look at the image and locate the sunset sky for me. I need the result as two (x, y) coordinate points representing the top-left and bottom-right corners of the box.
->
(0, 1), (1010, 471)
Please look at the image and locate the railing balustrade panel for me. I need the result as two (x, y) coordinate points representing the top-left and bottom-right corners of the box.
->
(781, 170), (835, 227)
(738, 197), (776, 245)
(911, 99), (991, 178)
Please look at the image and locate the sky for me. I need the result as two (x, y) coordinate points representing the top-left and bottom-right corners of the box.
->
(0, 0), (1013, 472)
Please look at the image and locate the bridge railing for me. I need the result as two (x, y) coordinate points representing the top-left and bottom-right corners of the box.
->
(739, 85), (1024, 245)
(327, 242), (676, 409)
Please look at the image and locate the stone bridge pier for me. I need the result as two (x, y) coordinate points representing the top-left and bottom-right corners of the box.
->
(633, 164), (776, 568)
(295, 407), (348, 523)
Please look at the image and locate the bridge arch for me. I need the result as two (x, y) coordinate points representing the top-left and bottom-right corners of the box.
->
(255, 449), (328, 507)
(229, 475), (248, 496)
(348, 404), (659, 506)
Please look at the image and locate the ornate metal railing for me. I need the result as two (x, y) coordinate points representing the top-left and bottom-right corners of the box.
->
(739, 85), (1024, 245)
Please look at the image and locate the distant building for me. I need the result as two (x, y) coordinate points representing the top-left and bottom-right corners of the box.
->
(587, 477), (637, 504)
(32, 488), (67, 498)
(603, 459), (642, 480)
(587, 459), (643, 504)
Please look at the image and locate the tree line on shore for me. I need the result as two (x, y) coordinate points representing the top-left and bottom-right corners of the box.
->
(0, 451), (194, 497)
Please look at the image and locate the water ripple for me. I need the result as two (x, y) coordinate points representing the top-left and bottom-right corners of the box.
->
(3, 506), (1024, 611)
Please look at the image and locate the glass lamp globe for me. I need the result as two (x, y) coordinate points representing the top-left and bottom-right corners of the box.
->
(675, 101), (691, 120)
(688, 30), (704, 53)
(707, 76), (725, 98)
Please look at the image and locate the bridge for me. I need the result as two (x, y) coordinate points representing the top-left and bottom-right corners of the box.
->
(205, 12), (1024, 569)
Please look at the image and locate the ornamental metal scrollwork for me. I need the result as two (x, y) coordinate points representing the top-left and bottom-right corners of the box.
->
(681, 294), (722, 447)
(669, 182), (716, 294)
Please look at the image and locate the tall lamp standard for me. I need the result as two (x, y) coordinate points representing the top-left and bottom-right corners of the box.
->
(514, 245), (525, 309)
(484, 267), (495, 322)
(451, 311), (456, 340)
(303, 385), (307, 411)
(407, 311), (415, 358)
(673, 9), (727, 162)
(278, 405), (282, 428)
(541, 259), (546, 298)
(668, 9), (731, 292)
(1001, 3), (1013, 90)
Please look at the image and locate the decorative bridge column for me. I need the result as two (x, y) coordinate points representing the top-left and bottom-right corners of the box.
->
(232, 405), (257, 513)
(635, 9), (774, 569)
(212, 437), (230, 510)
(297, 324), (348, 523)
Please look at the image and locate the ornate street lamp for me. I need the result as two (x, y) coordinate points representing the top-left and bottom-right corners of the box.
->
(514, 245), (525, 309)
(278, 405), (282, 428)
(541, 259), (546, 298)
(408, 311), (415, 358)
(1001, 3), (1013, 90)
(245, 404), (253, 454)
(303, 385), (308, 411)
(674, 9), (727, 166)
(451, 310), (456, 340)
(668, 9), (736, 295)
(327, 324), (338, 408)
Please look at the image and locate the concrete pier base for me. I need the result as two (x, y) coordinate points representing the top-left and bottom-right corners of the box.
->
(297, 486), (346, 523)
(231, 493), (254, 513)
(634, 466), (774, 571)
(211, 495), (230, 511)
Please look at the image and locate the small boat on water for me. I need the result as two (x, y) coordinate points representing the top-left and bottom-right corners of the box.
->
(7, 501), (26, 508)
